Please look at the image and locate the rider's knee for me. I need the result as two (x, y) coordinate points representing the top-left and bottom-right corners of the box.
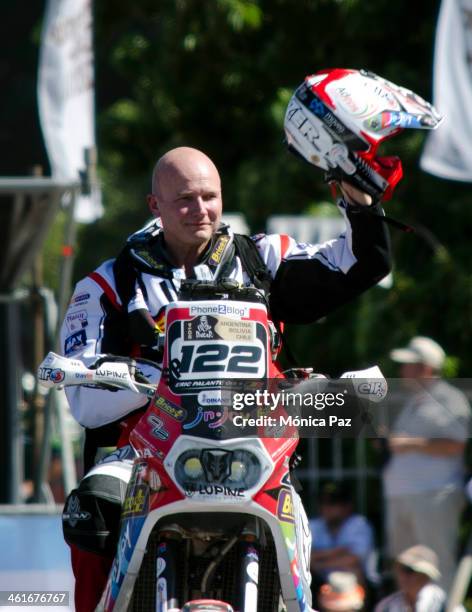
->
(62, 455), (132, 556)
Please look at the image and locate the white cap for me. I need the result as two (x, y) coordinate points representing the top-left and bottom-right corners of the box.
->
(390, 336), (445, 370)
(396, 545), (441, 581)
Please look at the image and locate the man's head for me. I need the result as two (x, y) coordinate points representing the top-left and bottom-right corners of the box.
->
(319, 482), (353, 529)
(147, 147), (223, 262)
(389, 336), (445, 378)
(394, 545), (440, 602)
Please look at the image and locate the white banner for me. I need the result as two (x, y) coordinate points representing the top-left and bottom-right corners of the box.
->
(420, 0), (472, 181)
(38, 0), (103, 222)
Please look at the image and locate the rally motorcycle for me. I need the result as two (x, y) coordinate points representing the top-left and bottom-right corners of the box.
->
(36, 63), (440, 611)
(39, 280), (386, 612)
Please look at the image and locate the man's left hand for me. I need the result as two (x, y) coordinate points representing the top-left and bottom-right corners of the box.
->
(340, 181), (373, 207)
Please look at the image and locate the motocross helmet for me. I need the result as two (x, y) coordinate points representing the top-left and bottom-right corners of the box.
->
(284, 68), (442, 200)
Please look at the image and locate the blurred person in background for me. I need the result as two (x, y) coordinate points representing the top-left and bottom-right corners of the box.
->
(383, 336), (471, 591)
(310, 481), (375, 589)
(374, 545), (446, 612)
(318, 571), (365, 612)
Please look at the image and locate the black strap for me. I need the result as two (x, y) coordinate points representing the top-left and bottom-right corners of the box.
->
(113, 232), (298, 366)
(233, 234), (299, 367)
(113, 245), (140, 312)
(232, 234), (273, 294)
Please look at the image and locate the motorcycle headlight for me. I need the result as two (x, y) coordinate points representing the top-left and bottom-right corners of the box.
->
(227, 450), (260, 488)
(174, 448), (261, 491)
(229, 460), (247, 483)
(183, 457), (203, 479)
(175, 451), (204, 484)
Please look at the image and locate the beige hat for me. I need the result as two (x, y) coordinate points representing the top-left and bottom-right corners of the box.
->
(390, 336), (445, 370)
(318, 572), (365, 611)
(396, 545), (441, 581)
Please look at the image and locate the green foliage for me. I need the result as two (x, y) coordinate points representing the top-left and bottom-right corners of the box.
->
(58, 0), (472, 374)
(42, 211), (66, 290)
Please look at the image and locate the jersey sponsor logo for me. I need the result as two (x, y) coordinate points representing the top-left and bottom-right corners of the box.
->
(64, 329), (87, 355)
(208, 234), (230, 266)
(70, 292), (90, 305)
(66, 309), (88, 332)
(251, 233), (265, 243)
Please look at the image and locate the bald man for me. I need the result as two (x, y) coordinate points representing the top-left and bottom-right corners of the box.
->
(60, 147), (391, 610)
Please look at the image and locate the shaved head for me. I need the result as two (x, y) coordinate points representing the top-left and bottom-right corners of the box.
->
(147, 147), (223, 268)
(151, 147), (221, 198)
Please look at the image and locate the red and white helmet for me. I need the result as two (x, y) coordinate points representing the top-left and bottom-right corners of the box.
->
(284, 68), (442, 200)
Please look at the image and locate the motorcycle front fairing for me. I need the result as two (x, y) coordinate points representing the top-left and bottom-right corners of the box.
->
(98, 300), (310, 612)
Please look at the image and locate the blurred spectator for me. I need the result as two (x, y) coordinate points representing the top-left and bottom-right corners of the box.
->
(318, 571), (365, 611)
(383, 336), (471, 590)
(310, 482), (375, 586)
(375, 545), (445, 611)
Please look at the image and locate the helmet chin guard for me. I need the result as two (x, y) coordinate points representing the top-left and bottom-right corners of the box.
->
(284, 68), (442, 201)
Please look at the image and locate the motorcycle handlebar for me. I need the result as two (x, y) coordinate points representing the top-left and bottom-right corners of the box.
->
(37, 352), (157, 398)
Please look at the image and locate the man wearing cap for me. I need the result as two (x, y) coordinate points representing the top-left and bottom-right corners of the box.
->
(310, 481), (375, 587)
(383, 336), (471, 591)
(375, 545), (446, 611)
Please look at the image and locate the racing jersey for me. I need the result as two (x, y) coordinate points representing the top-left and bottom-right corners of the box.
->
(60, 200), (391, 431)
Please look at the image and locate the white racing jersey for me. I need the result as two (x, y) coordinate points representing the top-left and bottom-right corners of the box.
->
(60, 200), (391, 429)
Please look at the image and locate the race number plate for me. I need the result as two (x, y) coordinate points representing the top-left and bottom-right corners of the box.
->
(165, 301), (269, 395)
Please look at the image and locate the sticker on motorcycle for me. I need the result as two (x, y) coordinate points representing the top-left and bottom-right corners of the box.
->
(169, 335), (265, 377)
(184, 315), (255, 342)
(153, 395), (187, 422)
(38, 367), (65, 384)
(183, 405), (229, 430)
(277, 488), (295, 524)
(184, 484), (245, 498)
(122, 484), (149, 518)
(166, 310), (269, 394)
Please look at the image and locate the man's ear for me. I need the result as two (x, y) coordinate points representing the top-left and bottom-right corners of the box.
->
(147, 194), (159, 217)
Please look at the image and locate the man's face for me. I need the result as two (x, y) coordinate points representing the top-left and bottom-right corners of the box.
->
(149, 157), (222, 253)
(399, 362), (427, 379)
(320, 500), (352, 528)
(394, 563), (429, 600)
